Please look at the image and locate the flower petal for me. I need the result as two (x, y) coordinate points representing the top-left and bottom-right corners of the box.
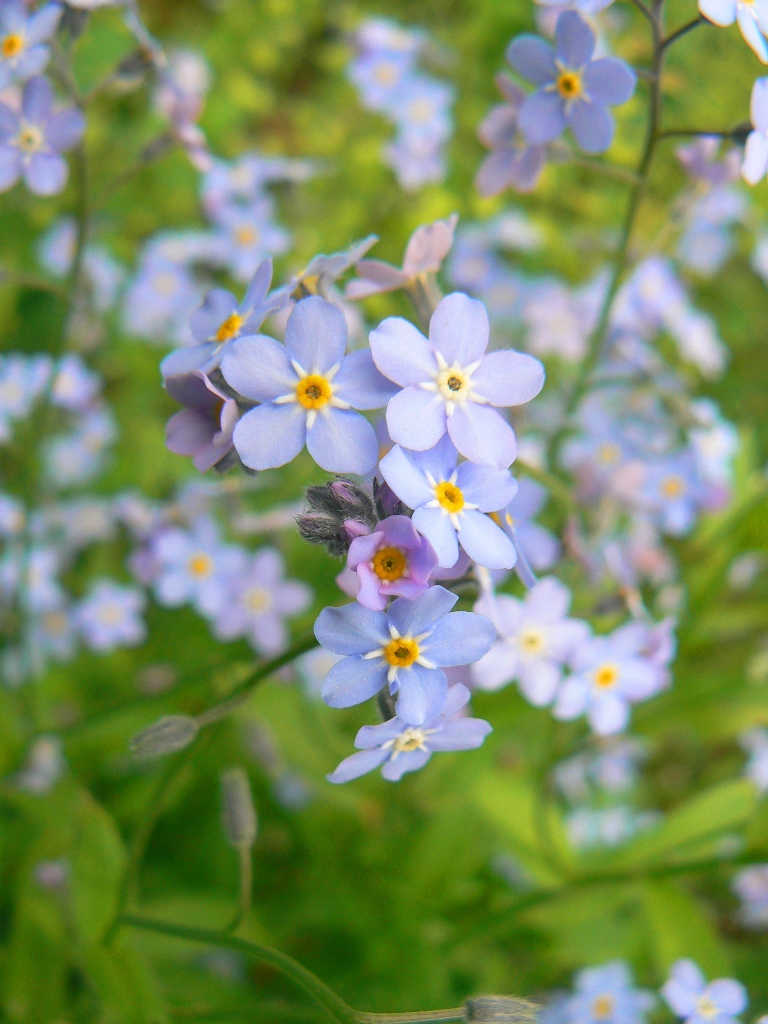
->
(386, 386), (447, 451)
(737, 5), (768, 62)
(26, 3), (62, 46)
(327, 746), (390, 783)
(472, 642), (518, 691)
(190, 288), (238, 343)
(583, 58), (636, 106)
(519, 659), (561, 706)
(232, 402), (306, 470)
(381, 747), (432, 780)
(321, 655), (389, 708)
(379, 444), (435, 509)
(388, 584), (458, 637)
(519, 89), (568, 144)
(285, 295), (347, 373)
(706, 981), (747, 1016)
(45, 107), (85, 151)
(447, 403), (517, 469)
(314, 602), (390, 655)
(25, 152), (67, 195)
(221, 334), (295, 401)
(472, 349), (545, 407)
(555, 11), (595, 68)
(457, 462), (517, 512)
(589, 691), (630, 735)
(422, 610), (496, 666)
(0, 145), (21, 192)
(306, 407), (378, 475)
(569, 100), (615, 154)
(22, 74), (53, 124)
(412, 506), (459, 568)
(333, 349), (397, 409)
(369, 316), (437, 386)
(505, 36), (557, 86)
(458, 509), (517, 569)
(429, 292), (489, 365)
(427, 718), (492, 751)
(699, 0), (737, 24)
(395, 663), (448, 725)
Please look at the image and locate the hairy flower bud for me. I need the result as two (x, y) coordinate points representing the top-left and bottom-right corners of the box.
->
(296, 479), (378, 557)
(465, 997), (540, 1023)
(221, 768), (258, 849)
(130, 715), (199, 759)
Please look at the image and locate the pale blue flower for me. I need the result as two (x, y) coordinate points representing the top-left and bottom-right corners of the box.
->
(51, 355), (100, 411)
(567, 962), (654, 1024)
(0, 2), (62, 89)
(222, 296), (395, 475)
(75, 580), (146, 653)
(380, 435), (518, 570)
(314, 585), (496, 724)
(476, 74), (546, 197)
(743, 78), (768, 184)
(504, 477), (561, 571)
(700, 0), (768, 62)
(741, 728), (768, 792)
(210, 198), (290, 283)
(662, 961), (747, 1024)
(0, 353), (52, 439)
(327, 683), (492, 783)
(732, 864), (768, 928)
(370, 291), (544, 470)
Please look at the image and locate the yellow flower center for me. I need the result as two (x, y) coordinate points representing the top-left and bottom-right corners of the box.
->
(243, 587), (272, 613)
(435, 481), (465, 514)
(594, 663), (620, 689)
(372, 546), (407, 582)
(592, 995), (616, 1021)
(234, 225), (259, 247)
(216, 313), (243, 343)
(296, 374), (332, 410)
(520, 628), (546, 655)
(597, 442), (621, 464)
(384, 636), (420, 669)
(696, 997), (719, 1020)
(2, 33), (23, 57)
(188, 552), (214, 578)
(17, 125), (44, 153)
(661, 475), (685, 498)
(436, 366), (470, 401)
(557, 71), (583, 100)
(392, 727), (428, 754)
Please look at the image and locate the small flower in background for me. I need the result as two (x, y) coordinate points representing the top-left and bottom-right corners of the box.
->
(507, 12), (636, 154)
(51, 355), (101, 412)
(30, 604), (77, 667)
(472, 576), (590, 704)
(476, 74), (546, 196)
(0, 353), (52, 440)
(327, 682), (492, 783)
(222, 296), (394, 475)
(344, 515), (438, 611)
(0, 75), (85, 196)
(164, 371), (239, 473)
(0, 544), (64, 613)
(314, 584), (496, 724)
(640, 454), (707, 537)
(43, 405), (118, 488)
(380, 435), (518, 570)
(346, 214), (458, 300)
(0, 492), (25, 536)
(370, 291), (545, 470)
(502, 477), (561, 572)
(75, 579), (146, 653)
(155, 47), (212, 172)
(741, 727), (768, 792)
(662, 960), (748, 1024)
(700, 0), (768, 63)
(742, 78), (768, 184)
(0, 1), (62, 90)
(209, 197), (291, 284)
(122, 250), (201, 347)
(566, 805), (660, 850)
(522, 275), (603, 363)
(732, 864), (768, 928)
(564, 961), (655, 1024)
(11, 735), (66, 794)
(211, 547), (311, 656)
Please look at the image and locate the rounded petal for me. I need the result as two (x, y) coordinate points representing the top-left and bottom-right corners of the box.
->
(369, 316), (437, 386)
(569, 100), (615, 154)
(0, 146), (21, 191)
(165, 408), (214, 456)
(26, 4), (63, 46)
(526, 576), (572, 622)
(321, 655), (388, 708)
(333, 349), (397, 409)
(0, 106), (19, 141)
(458, 509), (517, 570)
(706, 981), (747, 1016)
(555, 11), (596, 68)
(447, 403), (517, 470)
(25, 152), (67, 195)
(476, 144), (545, 197)
(737, 6), (768, 62)
(221, 334), (295, 401)
(379, 445), (434, 509)
(429, 292), (489, 365)
(422, 610), (496, 667)
(589, 691), (630, 735)
(699, 0), (737, 24)
(457, 462), (517, 512)
(388, 585), (458, 637)
(751, 77), (768, 132)
(471, 349), (545, 407)
(472, 642), (518, 691)
(45, 107), (85, 151)
(22, 74), (53, 123)
(314, 602), (389, 655)
(242, 257), (273, 312)
(412, 506), (459, 568)
(583, 58), (636, 106)
(519, 89), (567, 144)
(553, 675), (589, 719)
(662, 962), (705, 1016)
(744, 132), (768, 184)
(306, 408), (378, 475)
(189, 288), (238, 343)
(232, 402), (306, 470)
(506, 36), (557, 86)
(427, 718), (492, 751)
(161, 344), (216, 379)
(519, 659), (561, 706)
(327, 746), (390, 783)
(386, 386), (447, 452)
(381, 747), (431, 780)
(395, 664), (448, 725)
(285, 295), (347, 373)
(516, 522), (560, 571)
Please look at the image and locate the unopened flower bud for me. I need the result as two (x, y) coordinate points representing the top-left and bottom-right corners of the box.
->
(465, 997), (539, 1024)
(297, 479), (378, 557)
(130, 715), (199, 759)
(221, 768), (257, 849)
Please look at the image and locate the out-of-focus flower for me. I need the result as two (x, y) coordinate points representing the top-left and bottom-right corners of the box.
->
(43, 405), (117, 487)
(210, 199), (290, 284)
(502, 477), (560, 571)
(640, 454), (706, 537)
(564, 962), (655, 1024)
(732, 864), (768, 928)
(155, 47), (212, 172)
(566, 805), (660, 850)
(662, 960), (747, 1024)
(476, 74), (546, 196)
(0, 2), (62, 90)
(51, 354), (100, 411)
(122, 251), (200, 347)
(743, 78), (768, 184)
(1, 544), (64, 612)
(0, 75), (85, 195)
(12, 735), (65, 793)
(165, 371), (239, 473)
(346, 214), (458, 300)
(522, 275), (603, 362)
(39, 217), (123, 311)
(202, 153), (316, 218)
(0, 493), (25, 536)
(700, 0), (768, 63)
(380, 435), (518, 570)
(345, 514), (438, 610)
(371, 292), (545, 470)
(314, 585), (496, 724)
(741, 728), (768, 791)
(328, 683), (492, 782)
(472, 577), (589, 704)
(211, 547), (311, 655)
(507, 13), (636, 154)
(74, 579), (146, 652)
(222, 296), (394, 475)
(0, 353), (52, 439)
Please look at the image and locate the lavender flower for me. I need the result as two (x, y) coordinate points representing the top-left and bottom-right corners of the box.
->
(380, 435), (518, 570)
(0, 76), (85, 196)
(327, 683), (492, 783)
(314, 585), (496, 724)
(503, 477), (561, 571)
(51, 354), (100, 411)
(0, 2), (62, 89)
(0, 353), (52, 439)
(345, 515), (438, 611)
(732, 864), (768, 928)
(699, 0), (768, 63)
(472, 577), (590, 704)
(370, 292), (544, 470)
(741, 728), (768, 791)
(476, 74), (546, 196)
(211, 547), (311, 656)
(165, 371), (239, 473)
(662, 961), (747, 1024)
(565, 962), (655, 1024)
(743, 78), (768, 185)
(221, 296), (395, 475)
(346, 214), (458, 300)
(74, 580), (146, 653)
(210, 198), (290, 283)
(507, 12), (636, 154)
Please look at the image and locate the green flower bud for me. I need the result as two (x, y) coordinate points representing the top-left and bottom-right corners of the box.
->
(130, 715), (198, 759)
(221, 767), (257, 849)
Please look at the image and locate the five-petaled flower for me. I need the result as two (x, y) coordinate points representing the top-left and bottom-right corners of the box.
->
(662, 960), (748, 1024)
(475, 73), (546, 196)
(0, 1), (62, 90)
(370, 291), (544, 470)
(345, 514), (438, 611)
(314, 585), (496, 724)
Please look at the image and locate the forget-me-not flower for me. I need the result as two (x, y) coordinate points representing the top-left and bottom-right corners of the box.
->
(327, 683), (492, 783)
(314, 585), (496, 724)
(164, 371), (239, 473)
(370, 291), (544, 470)
(565, 962), (655, 1024)
(503, 477), (561, 571)
(346, 214), (458, 300)
(700, 0), (768, 63)
(51, 355), (100, 412)
(476, 74), (546, 197)
(222, 296), (395, 475)
(74, 580), (146, 653)
(472, 577), (590, 704)
(742, 78), (768, 184)
(507, 12), (636, 154)
(346, 514), (438, 611)
(662, 960), (748, 1024)
(380, 435), (518, 569)
(732, 864), (768, 928)
(0, 76), (85, 196)
(0, 1), (62, 89)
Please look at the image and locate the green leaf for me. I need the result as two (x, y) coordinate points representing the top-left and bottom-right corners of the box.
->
(641, 879), (731, 978)
(70, 789), (127, 946)
(82, 935), (170, 1024)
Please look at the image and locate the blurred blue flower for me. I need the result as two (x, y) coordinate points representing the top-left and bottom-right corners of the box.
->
(507, 12), (635, 154)
(0, 1), (62, 89)
(51, 355), (101, 412)
(0, 353), (52, 440)
(700, 0), (768, 62)
(314, 585), (496, 724)
(567, 962), (655, 1024)
(743, 78), (768, 184)
(503, 477), (561, 571)
(74, 580), (146, 653)
(732, 864), (768, 928)
(476, 74), (546, 196)
(662, 961), (747, 1024)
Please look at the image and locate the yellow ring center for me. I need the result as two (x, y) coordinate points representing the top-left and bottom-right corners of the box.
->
(216, 313), (244, 343)
(435, 481), (465, 514)
(2, 34), (23, 57)
(594, 663), (620, 689)
(384, 636), (420, 668)
(557, 71), (583, 99)
(372, 546), (407, 582)
(296, 374), (332, 410)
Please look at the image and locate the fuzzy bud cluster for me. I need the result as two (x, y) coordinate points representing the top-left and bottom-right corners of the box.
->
(296, 479), (379, 557)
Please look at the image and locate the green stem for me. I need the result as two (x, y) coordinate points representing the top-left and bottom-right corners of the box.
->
(0, 267), (67, 297)
(120, 914), (360, 1024)
(564, 157), (642, 185)
(228, 845), (253, 931)
(661, 14), (705, 49)
(655, 125), (750, 141)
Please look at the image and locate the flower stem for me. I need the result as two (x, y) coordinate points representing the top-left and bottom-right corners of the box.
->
(661, 14), (705, 50)
(228, 844), (253, 931)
